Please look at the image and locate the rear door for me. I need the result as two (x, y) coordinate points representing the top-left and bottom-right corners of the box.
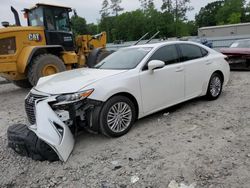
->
(178, 44), (210, 99)
(139, 44), (185, 114)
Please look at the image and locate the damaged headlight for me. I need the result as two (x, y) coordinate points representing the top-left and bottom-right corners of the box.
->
(55, 89), (94, 105)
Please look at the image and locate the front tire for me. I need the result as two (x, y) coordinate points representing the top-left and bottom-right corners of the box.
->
(28, 54), (66, 86)
(100, 96), (136, 137)
(206, 72), (223, 100)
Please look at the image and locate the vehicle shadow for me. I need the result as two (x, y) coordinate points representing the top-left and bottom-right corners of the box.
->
(0, 85), (30, 95)
(134, 96), (207, 127)
(74, 96), (209, 150)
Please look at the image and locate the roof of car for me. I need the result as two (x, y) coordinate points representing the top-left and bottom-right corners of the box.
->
(127, 41), (202, 49)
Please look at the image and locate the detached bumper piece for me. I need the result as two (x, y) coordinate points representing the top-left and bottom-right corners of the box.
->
(7, 124), (59, 162)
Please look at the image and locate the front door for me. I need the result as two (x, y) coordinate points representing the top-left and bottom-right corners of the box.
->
(139, 44), (185, 114)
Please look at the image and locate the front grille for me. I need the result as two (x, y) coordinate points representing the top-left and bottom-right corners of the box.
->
(25, 93), (47, 124)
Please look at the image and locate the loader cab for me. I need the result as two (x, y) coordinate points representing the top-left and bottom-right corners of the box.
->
(24, 3), (75, 51)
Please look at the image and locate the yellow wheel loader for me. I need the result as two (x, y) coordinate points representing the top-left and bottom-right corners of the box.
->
(0, 3), (110, 88)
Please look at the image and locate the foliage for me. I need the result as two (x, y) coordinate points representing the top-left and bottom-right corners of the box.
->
(195, 1), (223, 27)
(215, 0), (245, 24)
(71, 0), (250, 43)
(110, 0), (124, 16)
(162, 0), (193, 20)
(100, 0), (110, 18)
(242, 2), (250, 22)
(70, 15), (88, 35)
(87, 23), (98, 35)
(139, 0), (155, 11)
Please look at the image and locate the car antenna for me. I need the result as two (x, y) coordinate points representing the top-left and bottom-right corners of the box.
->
(145, 31), (160, 44)
(133, 32), (149, 46)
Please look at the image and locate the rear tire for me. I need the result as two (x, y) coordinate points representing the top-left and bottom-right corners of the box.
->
(100, 96), (136, 137)
(7, 124), (59, 162)
(28, 54), (66, 86)
(12, 79), (32, 88)
(206, 73), (223, 100)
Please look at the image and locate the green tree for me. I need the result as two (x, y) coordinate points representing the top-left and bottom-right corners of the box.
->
(161, 0), (193, 37)
(242, 2), (250, 22)
(110, 0), (124, 16)
(100, 0), (110, 18)
(139, 0), (155, 11)
(186, 21), (198, 36)
(161, 0), (172, 12)
(228, 12), (242, 23)
(216, 0), (245, 24)
(99, 0), (197, 42)
(161, 0), (193, 20)
(99, 16), (116, 42)
(195, 1), (223, 27)
(87, 23), (99, 34)
(71, 15), (88, 35)
(139, 0), (148, 10)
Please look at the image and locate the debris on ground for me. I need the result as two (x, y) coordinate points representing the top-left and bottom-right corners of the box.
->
(0, 73), (250, 187)
(130, 175), (139, 184)
(168, 180), (196, 188)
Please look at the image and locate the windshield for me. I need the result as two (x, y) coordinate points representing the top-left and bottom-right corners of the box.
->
(230, 40), (250, 48)
(95, 47), (152, 70)
(28, 7), (44, 27)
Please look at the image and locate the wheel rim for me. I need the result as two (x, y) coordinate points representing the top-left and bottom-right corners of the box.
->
(210, 76), (222, 97)
(42, 64), (59, 76)
(107, 102), (132, 133)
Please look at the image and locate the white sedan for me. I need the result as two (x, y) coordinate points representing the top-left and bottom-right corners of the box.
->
(24, 41), (230, 161)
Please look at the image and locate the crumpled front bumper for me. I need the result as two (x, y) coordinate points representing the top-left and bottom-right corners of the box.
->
(28, 97), (75, 162)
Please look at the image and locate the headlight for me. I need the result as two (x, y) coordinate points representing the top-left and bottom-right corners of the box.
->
(55, 89), (94, 105)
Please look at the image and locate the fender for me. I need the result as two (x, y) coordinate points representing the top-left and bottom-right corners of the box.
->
(16, 45), (64, 73)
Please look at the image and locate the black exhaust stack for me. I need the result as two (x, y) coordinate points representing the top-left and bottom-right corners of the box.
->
(11, 6), (21, 26)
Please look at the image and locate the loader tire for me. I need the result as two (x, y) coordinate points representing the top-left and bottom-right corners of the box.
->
(96, 50), (114, 63)
(87, 48), (113, 68)
(7, 124), (59, 162)
(28, 54), (66, 86)
(12, 79), (32, 88)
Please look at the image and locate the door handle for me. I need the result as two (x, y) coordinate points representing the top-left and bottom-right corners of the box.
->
(206, 60), (212, 65)
(175, 67), (184, 72)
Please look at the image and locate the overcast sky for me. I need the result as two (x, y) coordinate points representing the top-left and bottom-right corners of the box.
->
(1, 0), (218, 25)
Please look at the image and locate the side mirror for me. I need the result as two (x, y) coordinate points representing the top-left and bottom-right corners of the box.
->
(148, 60), (165, 73)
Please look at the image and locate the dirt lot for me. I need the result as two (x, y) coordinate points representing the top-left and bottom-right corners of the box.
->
(0, 72), (250, 188)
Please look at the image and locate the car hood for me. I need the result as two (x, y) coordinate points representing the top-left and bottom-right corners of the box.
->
(220, 48), (250, 56)
(35, 68), (127, 95)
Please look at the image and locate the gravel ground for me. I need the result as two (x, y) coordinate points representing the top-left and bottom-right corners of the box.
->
(0, 72), (250, 188)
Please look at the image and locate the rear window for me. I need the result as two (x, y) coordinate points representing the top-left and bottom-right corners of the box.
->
(230, 40), (250, 48)
(201, 47), (208, 56)
(179, 44), (203, 61)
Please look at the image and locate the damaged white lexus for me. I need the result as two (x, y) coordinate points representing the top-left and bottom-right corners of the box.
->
(8, 41), (230, 162)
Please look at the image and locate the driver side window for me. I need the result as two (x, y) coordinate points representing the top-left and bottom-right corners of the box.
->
(148, 45), (180, 66)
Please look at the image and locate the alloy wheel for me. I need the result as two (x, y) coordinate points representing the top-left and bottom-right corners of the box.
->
(107, 102), (132, 133)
